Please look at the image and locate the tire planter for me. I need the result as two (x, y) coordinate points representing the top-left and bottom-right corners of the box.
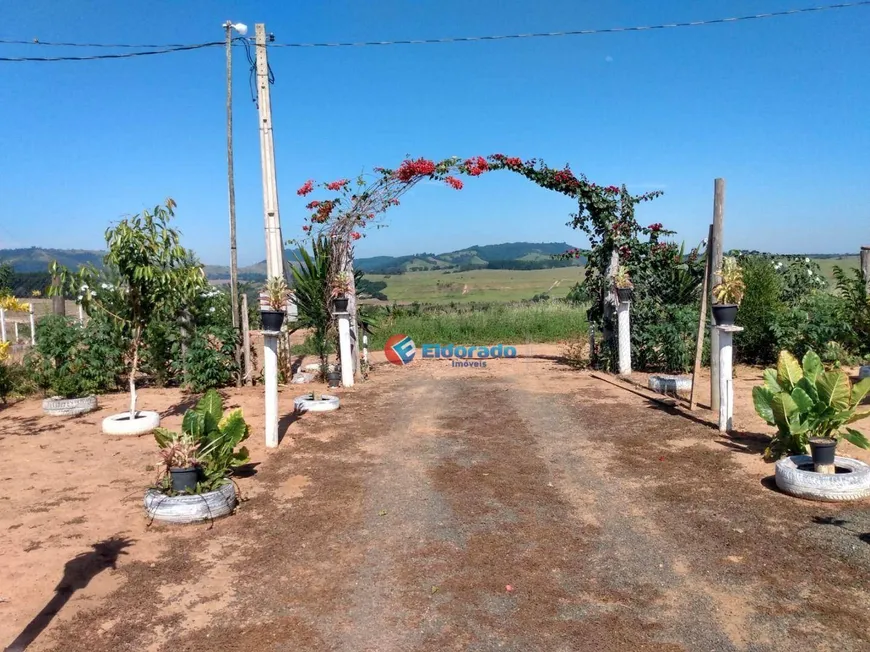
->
(102, 410), (161, 436)
(774, 455), (870, 502)
(648, 375), (692, 394)
(294, 394), (340, 413)
(42, 395), (98, 417)
(859, 366), (870, 381)
(144, 481), (237, 524)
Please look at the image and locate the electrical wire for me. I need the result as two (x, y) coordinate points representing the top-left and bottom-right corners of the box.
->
(0, 1), (867, 60)
(0, 41), (223, 62)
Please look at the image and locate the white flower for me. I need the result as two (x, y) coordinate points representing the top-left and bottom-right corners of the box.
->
(101, 283), (108, 289)
(90, 291), (97, 297)
(805, 257), (810, 263)
(775, 262), (783, 269)
(807, 269), (812, 276)
(209, 307), (216, 313)
(77, 295), (83, 301)
(80, 284), (88, 292)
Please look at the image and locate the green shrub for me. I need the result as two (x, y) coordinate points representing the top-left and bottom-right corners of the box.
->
(631, 299), (697, 373)
(737, 256), (784, 365)
(833, 266), (870, 362)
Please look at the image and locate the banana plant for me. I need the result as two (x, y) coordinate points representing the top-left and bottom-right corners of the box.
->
(753, 349), (870, 460)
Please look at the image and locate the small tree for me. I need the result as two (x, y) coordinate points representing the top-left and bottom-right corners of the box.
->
(52, 200), (205, 417)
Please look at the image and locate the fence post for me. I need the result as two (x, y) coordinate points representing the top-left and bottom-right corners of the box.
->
(0, 307), (6, 343)
(241, 293), (252, 385)
(29, 305), (36, 345)
(861, 246), (870, 294)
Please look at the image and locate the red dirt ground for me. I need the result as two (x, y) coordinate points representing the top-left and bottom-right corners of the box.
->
(1, 346), (869, 651)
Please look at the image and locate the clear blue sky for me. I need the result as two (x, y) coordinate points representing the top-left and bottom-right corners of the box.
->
(1, 1), (868, 266)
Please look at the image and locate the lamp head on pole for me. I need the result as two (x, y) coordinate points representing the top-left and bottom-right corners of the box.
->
(223, 21), (248, 36)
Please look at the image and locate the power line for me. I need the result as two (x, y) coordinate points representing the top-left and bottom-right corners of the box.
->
(269, 2), (870, 47)
(0, 41), (223, 62)
(0, 1), (867, 60)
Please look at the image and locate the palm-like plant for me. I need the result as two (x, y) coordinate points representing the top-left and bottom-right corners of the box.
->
(292, 237), (333, 370)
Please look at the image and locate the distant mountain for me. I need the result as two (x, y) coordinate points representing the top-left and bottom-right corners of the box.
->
(0, 247), (105, 273)
(1, 243), (581, 280)
(356, 242), (581, 274)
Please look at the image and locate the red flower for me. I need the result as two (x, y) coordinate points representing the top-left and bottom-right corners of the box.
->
(388, 198), (400, 206)
(305, 200), (321, 210)
(296, 179), (314, 196)
(491, 153), (506, 160)
(311, 200), (335, 224)
(648, 223), (663, 232)
(505, 157), (523, 167)
(351, 232), (362, 241)
(396, 158), (437, 182)
(302, 225), (311, 232)
(606, 185), (620, 193)
(326, 178), (349, 191)
(444, 176), (464, 190)
(464, 156), (489, 177)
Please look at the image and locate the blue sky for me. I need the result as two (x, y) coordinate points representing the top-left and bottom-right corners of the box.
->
(1, 1), (868, 266)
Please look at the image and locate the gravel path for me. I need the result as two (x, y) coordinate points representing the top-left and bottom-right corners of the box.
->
(10, 357), (870, 651)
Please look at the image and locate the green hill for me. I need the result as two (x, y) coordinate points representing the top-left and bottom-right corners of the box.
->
(0, 247), (104, 273)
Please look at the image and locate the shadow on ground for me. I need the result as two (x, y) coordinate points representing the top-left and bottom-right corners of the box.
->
(3, 536), (133, 652)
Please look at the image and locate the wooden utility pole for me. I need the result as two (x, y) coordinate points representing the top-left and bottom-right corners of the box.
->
(255, 23), (286, 281)
(861, 246), (870, 294)
(709, 179), (725, 412)
(225, 22), (240, 332)
(690, 225), (714, 411)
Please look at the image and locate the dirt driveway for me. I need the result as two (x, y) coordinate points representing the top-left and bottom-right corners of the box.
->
(1, 348), (869, 651)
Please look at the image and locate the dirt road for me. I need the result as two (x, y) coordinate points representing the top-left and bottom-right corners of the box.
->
(2, 352), (870, 651)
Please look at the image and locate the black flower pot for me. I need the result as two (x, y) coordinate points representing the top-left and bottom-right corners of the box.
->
(326, 371), (342, 388)
(261, 309), (285, 332)
(332, 297), (349, 312)
(616, 287), (633, 303)
(809, 438), (837, 469)
(170, 466), (199, 493)
(711, 304), (738, 326)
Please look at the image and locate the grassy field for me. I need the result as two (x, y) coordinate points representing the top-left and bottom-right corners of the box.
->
(365, 267), (585, 304)
(812, 255), (860, 283)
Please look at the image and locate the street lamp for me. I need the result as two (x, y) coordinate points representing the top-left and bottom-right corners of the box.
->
(223, 20), (246, 339)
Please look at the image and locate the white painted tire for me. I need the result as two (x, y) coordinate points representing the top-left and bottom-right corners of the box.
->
(42, 395), (98, 417)
(294, 394), (340, 413)
(859, 366), (870, 381)
(648, 375), (692, 394)
(144, 481), (237, 524)
(775, 455), (870, 502)
(102, 410), (161, 436)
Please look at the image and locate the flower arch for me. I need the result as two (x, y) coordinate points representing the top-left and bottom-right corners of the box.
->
(294, 154), (672, 372)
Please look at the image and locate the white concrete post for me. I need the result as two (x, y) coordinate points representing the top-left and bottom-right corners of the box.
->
(78, 304), (84, 324)
(363, 334), (368, 366)
(29, 306), (36, 345)
(14, 322), (19, 342)
(713, 325), (743, 433)
(0, 308), (6, 343)
(263, 331), (279, 448)
(337, 312), (354, 388)
(617, 300), (632, 375)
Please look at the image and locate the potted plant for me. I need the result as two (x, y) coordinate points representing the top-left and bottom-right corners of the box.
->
(330, 271), (352, 312)
(326, 365), (342, 387)
(146, 389), (251, 522)
(712, 256), (745, 326)
(262, 276), (289, 332)
(614, 268), (633, 303)
(157, 432), (201, 493)
(753, 349), (870, 472)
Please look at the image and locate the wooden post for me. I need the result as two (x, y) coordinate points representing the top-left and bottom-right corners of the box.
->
(710, 179), (725, 414)
(225, 23), (240, 335)
(690, 225), (714, 410)
(861, 246), (870, 294)
(241, 293), (252, 385)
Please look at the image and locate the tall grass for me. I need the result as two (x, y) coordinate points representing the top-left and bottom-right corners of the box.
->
(367, 301), (587, 350)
